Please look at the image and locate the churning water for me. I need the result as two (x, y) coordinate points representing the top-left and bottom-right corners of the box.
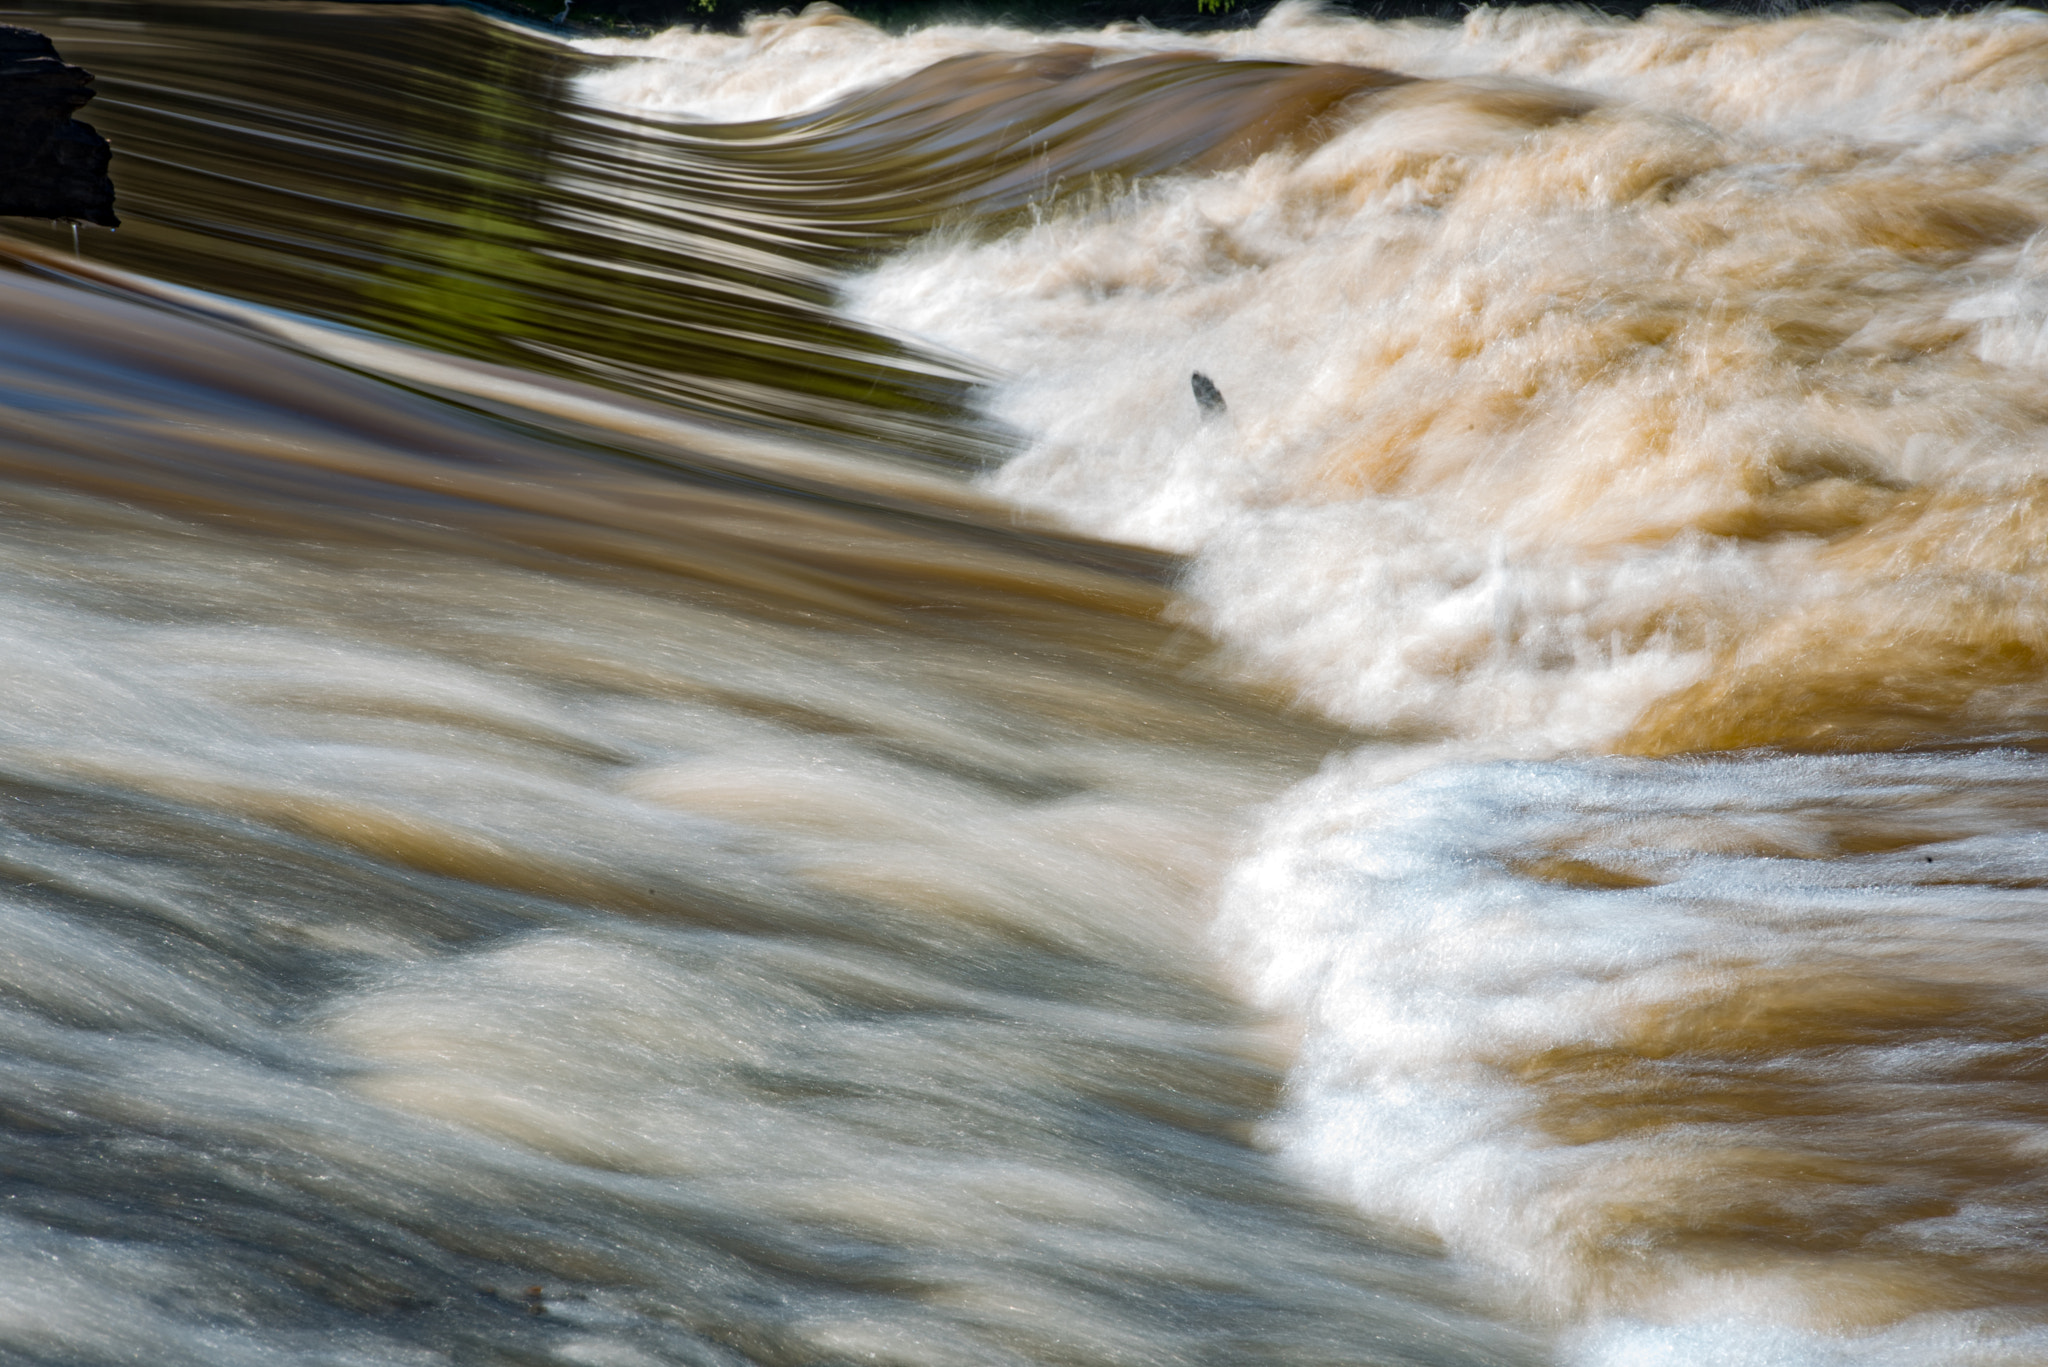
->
(4, 1), (2048, 1364)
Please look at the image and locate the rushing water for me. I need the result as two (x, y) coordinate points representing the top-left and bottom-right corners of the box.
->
(5, 1), (2048, 1364)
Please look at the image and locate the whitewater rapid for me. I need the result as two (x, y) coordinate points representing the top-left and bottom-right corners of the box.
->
(584, 6), (2048, 1363)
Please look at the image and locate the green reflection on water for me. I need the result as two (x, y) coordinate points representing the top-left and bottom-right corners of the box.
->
(8, 0), (989, 463)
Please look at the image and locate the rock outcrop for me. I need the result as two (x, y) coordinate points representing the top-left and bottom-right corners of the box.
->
(0, 26), (117, 227)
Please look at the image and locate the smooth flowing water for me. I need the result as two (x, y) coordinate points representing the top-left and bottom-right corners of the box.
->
(4, 2), (2048, 1365)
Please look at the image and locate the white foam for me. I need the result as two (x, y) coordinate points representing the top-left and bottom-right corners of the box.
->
(572, 5), (1159, 123)
(1220, 749), (2048, 1358)
(1570, 1314), (2048, 1367)
(837, 13), (2048, 745)
(576, 3), (2048, 135)
(580, 6), (2048, 1354)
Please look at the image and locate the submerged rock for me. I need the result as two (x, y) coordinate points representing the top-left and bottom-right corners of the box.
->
(1191, 370), (1226, 418)
(0, 26), (117, 227)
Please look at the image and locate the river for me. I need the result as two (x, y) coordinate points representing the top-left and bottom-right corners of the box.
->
(3, 3), (2047, 1364)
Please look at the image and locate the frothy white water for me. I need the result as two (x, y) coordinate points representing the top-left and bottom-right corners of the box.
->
(581, 6), (2048, 1359)
(577, 1), (2048, 138)
(827, 4), (2048, 752)
(575, 6), (1076, 121)
(0, 476), (1525, 1363)
(1221, 749), (2048, 1364)
(0, 255), (1542, 1364)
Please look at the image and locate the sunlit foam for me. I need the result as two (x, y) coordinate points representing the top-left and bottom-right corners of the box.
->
(1219, 750), (2048, 1359)
(576, 6), (2048, 1357)
(823, 6), (2048, 752)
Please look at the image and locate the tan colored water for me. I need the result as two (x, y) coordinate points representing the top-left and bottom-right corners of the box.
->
(6, 2), (2048, 1364)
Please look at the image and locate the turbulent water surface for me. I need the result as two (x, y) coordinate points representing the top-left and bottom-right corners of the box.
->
(6, 1), (2048, 1364)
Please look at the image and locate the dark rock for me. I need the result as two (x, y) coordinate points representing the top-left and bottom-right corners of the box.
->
(1191, 370), (1226, 418)
(0, 26), (117, 227)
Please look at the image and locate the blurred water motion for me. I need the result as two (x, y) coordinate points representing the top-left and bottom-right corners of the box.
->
(13, 1), (2048, 1361)
(21, 3), (1406, 466)
(0, 3), (1532, 1365)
